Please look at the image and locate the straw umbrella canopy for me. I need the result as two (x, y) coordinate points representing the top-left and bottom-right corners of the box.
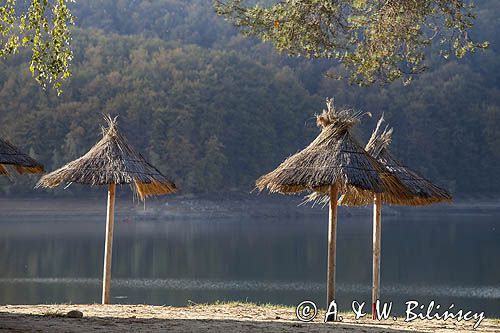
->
(256, 99), (410, 307)
(308, 115), (452, 309)
(36, 115), (177, 304)
(0, 137), (44, 176)
(339, 115), (452, 206)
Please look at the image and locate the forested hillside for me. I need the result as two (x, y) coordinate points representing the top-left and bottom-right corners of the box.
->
(0, 0), (499, 195)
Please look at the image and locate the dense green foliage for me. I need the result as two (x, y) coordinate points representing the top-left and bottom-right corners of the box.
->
(0, 0), (73, 93)
(0, 29), (321, 194)
(216, 0), (488, 85)
(0, 0), (499, 196)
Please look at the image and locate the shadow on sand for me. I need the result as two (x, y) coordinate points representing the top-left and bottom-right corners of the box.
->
(0, 311), (423, 333)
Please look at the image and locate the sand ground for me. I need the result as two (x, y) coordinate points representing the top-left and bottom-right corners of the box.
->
(0, 303), (498, 333)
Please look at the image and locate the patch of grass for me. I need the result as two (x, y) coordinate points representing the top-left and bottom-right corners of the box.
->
(42, 311), (66, 318)
(186, 300), (353, 315)
(187, 300), (294, 309)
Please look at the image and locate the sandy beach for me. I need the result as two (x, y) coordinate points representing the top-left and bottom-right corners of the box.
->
(0, 303), (498, 333)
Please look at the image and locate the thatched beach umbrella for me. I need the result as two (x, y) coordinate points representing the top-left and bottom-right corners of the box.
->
(340, 115), (452, 206)
(36, 116), (177, 304)
(310, 115), (452, 308)
(0, 137), (44, 176)
(345, 115), (451, 307)
(256, 99), (410, 306)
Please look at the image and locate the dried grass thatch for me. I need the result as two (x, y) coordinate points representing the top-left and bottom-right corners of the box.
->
(256, 99), (411, 199)
(36, 115), (176, 200)
(0, 137), (44, 176)
(308, 115), (452, 206)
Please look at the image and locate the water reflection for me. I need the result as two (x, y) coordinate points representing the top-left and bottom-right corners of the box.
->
(0, 201), (499, 315)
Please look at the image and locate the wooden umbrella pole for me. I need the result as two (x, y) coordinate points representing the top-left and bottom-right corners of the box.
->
(102, 183), (116, 304)
(327, 184), (338, 306)
(372, 193), (382, 309)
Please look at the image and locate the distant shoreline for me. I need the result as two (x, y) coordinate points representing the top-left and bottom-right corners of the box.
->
(1, 195), (500, 221)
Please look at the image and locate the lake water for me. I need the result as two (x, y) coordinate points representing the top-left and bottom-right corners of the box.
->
(0, 198), (499, 316)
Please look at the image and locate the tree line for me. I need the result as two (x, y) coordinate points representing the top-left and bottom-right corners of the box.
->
(0, 0), (499, 196)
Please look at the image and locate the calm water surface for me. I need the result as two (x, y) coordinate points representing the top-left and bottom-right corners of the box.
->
(0, 199), (499, 316)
